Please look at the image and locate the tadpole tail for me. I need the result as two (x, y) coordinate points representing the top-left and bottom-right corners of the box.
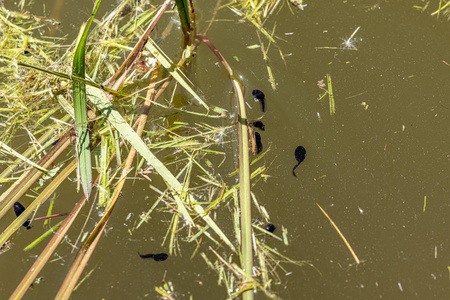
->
(292, 162), (300, 177)
(260, 99), (265, 112)
(137, 251), (153, 259)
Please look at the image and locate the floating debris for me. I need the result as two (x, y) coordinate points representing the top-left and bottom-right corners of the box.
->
(341, 26), (362, 50)
(289, 0), (307, 10)
(327, 74), (335, 115)
(0, 241), (12, 254)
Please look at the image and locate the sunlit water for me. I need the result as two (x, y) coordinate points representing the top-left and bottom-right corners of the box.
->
(1, 0), (449, 299)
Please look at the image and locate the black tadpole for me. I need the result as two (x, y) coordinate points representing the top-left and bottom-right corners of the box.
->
(264, 223), (276, 233)
(254, 132), (262, 154)
(292, 146), (306, 177)
(252, 89), (265, 112)
(252, 121), (265, 131)
(13, 202), (31, 229)
(138, 252), (168, 262)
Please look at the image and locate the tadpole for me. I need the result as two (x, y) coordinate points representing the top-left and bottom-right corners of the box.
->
(292, 146), (306, 177)
(138, 252), (168, 262)
(264, 223), (276, 233)
(252, 89), (265, 112)
(254, 132), (262, 154)
(252, 121), (265, 131)
(13, 202), (31, 229)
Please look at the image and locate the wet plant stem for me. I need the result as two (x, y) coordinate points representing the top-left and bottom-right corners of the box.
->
(174, 0), (192, 46)
(237, 84), (253, 300)
(196, 33), (253, 299)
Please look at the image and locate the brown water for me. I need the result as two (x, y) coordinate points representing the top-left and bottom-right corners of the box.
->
(1, 0), (449, 299)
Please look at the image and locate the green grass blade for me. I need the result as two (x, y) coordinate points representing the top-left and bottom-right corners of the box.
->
(72, 0), (102, 200)
(23, 220), (64, 251)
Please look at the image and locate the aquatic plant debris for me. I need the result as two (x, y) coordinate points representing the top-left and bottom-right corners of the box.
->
(314, 26), (361, 50)
(316, 203), (360, 264)
(0, 1), (311, 298)
(327, 73), (336, 115)
(289, 0), (308, 10)
(341, 26), (362, 50)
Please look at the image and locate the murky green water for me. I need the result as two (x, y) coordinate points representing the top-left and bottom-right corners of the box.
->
(1, 0), (449, 299)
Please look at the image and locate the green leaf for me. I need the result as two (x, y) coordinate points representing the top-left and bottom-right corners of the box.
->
(23, 221), (64, 251)
(72, 0), (102, 200)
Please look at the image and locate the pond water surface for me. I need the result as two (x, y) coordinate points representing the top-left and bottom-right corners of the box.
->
(1, 0), (449, 299)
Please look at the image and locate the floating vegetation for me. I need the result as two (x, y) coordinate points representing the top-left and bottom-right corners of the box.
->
(289, 0), (308, 11)
(327, 73), (336, 115)
(0, 1), (311, 298)
(315, 26), (362, 51)
(341, 26), (362, 50)
(414, 0), (450, 19)
(225, 0), (289, 90)
(316, 74), (336, 116)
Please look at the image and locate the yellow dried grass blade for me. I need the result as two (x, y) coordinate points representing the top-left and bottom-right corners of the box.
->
(327, 73), (336, 115)
(0, 141), (48, 172)
(316, 203), (360, 264)
(145, 39), (209, 110)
